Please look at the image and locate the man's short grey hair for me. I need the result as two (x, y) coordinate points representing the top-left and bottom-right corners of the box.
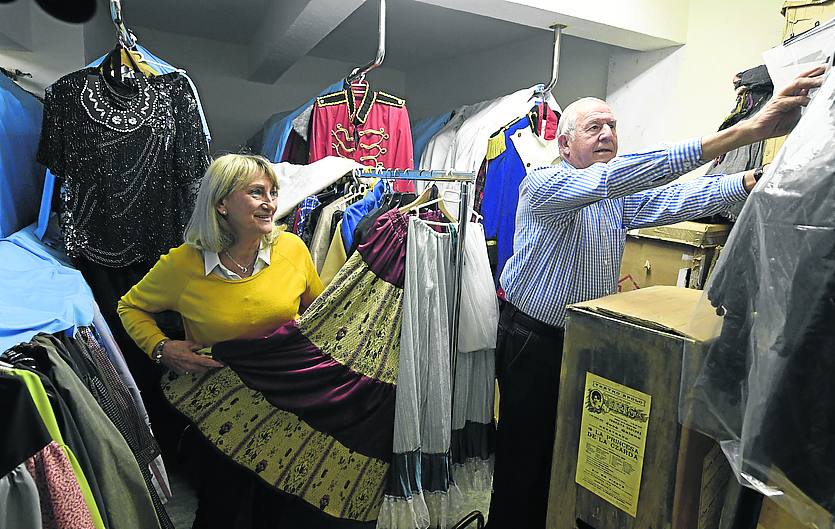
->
(557, 97), (608, 139)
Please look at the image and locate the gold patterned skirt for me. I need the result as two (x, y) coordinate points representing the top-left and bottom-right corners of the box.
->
(162, 210), (411, 521)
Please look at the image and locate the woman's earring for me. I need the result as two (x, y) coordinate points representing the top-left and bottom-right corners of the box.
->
(220, 210), (227, 216)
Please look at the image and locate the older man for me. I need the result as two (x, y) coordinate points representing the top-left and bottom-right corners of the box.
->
(487, 66), (825, 528)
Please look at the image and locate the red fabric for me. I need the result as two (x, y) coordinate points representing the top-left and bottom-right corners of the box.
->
(543, 104), (559, 140)
(309, 86), (414, 192)
(26, 442), (96, 529)
(535, 101), (559, 140)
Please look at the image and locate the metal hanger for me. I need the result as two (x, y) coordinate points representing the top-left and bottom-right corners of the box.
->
(110, 0), (137, 49)
(533, 24), (567, 101)
(345, 0), (386, 84)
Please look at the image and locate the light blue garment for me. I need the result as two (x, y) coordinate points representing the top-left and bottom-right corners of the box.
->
(0, 224), (94, 354)
(259, 111), (291, 161)
(33, 168), (55, 240)
(341, 179), (387, 251)
(263, 80), (343, 163)
(500, 139), (748, 328)
(35, 45), (212, 240)
(411, 111), (452, 164)
(0, 74), (44, 238)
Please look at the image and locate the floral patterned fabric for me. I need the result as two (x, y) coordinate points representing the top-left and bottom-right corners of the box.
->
(25, 442), (96, 529)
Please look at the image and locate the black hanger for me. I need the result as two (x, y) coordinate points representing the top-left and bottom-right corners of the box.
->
(0, 66), (32, 82)
(101, 44), (144, 95)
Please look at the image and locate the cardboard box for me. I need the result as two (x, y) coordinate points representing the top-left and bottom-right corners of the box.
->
(618, 222), (730, 293)
(547, 286), (730, 529)
(762, 136), (787, 165)
(782, 0), (835, 39)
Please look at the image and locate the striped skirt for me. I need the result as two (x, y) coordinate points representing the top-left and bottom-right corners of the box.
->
(162, 210), (411, 521)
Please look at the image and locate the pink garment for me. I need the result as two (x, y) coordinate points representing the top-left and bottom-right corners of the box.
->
(309, 83), (414, 192)
(25, 442), (95, 529)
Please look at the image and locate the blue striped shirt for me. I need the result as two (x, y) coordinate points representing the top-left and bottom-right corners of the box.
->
(499, 138), (749, 328)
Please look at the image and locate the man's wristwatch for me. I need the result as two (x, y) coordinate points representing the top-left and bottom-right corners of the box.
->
(152, 339), (169, 364)
(753, 166), (764, 183)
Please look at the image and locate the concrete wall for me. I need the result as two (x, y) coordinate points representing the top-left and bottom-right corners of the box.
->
(606, 0), (786, 156)
(0, 2), (88, 95)
(406, 33), (612, 120)
(125, 26), (407, 154)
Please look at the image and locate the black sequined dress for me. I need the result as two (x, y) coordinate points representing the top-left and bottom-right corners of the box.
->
(37, 68), (209, 267)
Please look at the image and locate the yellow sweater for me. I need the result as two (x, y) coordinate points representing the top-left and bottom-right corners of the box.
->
(117, 233), (324, 357)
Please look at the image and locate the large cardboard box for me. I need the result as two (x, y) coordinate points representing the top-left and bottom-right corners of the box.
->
(547, 286), (731, 529)
(782, 0), (835, 38)
(618, 222), (730, 292)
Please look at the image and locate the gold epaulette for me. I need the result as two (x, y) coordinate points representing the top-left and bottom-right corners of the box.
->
(316, 91), (347, 107)
(486, 132), (507, 161)
(376, 92), (406, 107)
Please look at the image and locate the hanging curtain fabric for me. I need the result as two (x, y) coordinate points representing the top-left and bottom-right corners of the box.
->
(0, 73), (43, 238)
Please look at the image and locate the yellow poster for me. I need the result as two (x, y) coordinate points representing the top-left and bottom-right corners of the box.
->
(575, 372), (652, 517)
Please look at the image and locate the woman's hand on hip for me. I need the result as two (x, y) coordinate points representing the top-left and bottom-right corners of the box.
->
(160, 340), (224, 375)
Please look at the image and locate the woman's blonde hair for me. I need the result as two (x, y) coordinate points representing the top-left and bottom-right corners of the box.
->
(185, 153), (281, 252)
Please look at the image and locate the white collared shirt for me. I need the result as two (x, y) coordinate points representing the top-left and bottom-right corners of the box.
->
(203, 242), (272, 280)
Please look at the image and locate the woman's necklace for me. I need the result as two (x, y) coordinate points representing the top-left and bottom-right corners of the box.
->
(223, 249), (257, 275)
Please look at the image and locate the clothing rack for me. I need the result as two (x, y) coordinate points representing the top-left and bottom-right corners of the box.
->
(346, 0), (386, 83)
(351, 167), (476, 395)
(534, 24), (566, 100)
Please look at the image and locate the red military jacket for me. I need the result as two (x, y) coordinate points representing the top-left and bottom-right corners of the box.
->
(309, 84), (414, 191)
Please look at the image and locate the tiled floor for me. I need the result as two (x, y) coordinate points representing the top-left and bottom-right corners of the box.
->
(164, 468), (198, 529)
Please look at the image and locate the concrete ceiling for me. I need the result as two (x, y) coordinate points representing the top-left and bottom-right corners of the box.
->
(307, 0), (544, 68)
(123, 0), (546, 77)
(126, 0), (271, 45)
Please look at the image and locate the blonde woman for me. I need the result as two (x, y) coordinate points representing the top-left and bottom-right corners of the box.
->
(118, 153), (323, 528)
